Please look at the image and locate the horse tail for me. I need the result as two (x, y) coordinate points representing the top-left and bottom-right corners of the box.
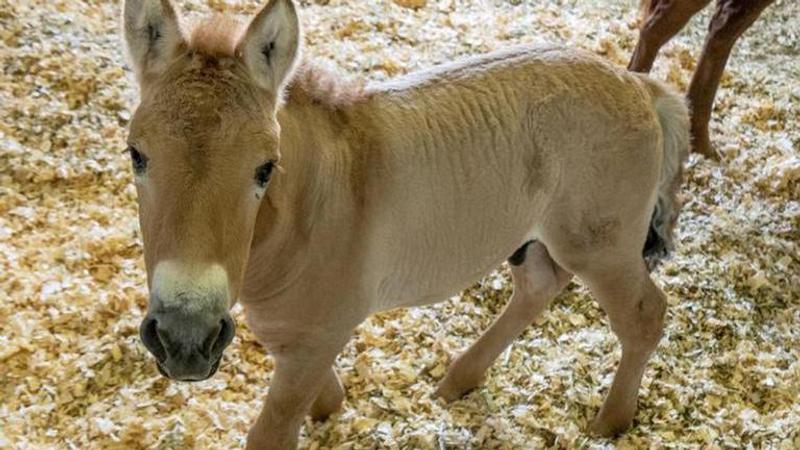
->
(638, 75), (691, 261)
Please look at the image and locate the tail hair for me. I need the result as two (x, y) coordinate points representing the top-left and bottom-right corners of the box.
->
(639, 77), (691, 261)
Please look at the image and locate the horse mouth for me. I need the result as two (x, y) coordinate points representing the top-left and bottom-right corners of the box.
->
(156, 357), (221, 382)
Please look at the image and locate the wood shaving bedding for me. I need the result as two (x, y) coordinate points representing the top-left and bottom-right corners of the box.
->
(1, 0), (798, 448)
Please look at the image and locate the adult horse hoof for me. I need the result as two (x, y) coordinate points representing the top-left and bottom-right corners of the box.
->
(690, 126), (719, 160)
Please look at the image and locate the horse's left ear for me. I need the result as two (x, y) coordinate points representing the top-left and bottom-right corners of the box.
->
(123, 0), (185, 83)
(238, 0), (300, 99)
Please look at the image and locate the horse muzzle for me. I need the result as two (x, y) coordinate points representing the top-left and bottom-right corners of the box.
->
(139, 307), (235, 382)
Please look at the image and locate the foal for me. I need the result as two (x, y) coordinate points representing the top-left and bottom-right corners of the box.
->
(629, 0), (775, 158)
(122, 0), (689, 447)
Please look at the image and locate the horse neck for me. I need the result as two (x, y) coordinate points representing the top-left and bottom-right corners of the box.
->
(242, 91), (373, 302)
(242, 68), (464, 303)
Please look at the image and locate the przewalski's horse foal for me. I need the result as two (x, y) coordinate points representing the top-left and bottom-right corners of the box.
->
(122, 0), (689, 447)
(628, 0), (775, 158)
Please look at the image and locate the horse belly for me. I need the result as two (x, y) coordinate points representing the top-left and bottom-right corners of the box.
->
(367, 145), (553, 311)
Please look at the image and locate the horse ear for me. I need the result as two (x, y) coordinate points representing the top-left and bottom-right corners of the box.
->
(237, 0), (300, 99)
(123, 0), (185, 82)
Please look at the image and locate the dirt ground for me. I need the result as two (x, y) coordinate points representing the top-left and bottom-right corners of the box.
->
(1, 0), (798, 448)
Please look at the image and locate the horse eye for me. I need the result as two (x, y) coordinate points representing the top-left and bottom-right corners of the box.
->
(127, 146), (148, 174)
(255, 161), (274, 188)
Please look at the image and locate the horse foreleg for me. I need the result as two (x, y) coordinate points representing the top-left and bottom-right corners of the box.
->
(687, 0), (775, 158)
(246, 340), (346, 450)
(309, 366), (345, 421)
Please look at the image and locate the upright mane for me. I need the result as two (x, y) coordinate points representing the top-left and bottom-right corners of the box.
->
(188, 15), (365, 109)
(188, 14), (243, 58)
(284, 62), (366, 109)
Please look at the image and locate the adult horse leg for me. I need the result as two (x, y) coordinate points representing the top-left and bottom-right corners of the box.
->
(435, 241), (572, 401)
(628, 0), (711, 73)
(687, 0), (775, 157)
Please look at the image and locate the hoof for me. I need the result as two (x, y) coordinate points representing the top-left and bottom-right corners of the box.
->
(589, 410), (634, 438)
(309, 388), (344, 422)
(694, 143), (720, 160)
(308, 401), (342, 422)
(309, 405), (340, 422)
(433, 374), (481, 402)
(433, 381), (466, 402)
(690, 127), (718, 160)
(432, 352), (486, 402)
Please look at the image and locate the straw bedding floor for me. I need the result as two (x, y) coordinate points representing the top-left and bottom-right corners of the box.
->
(1, 0), (798, 448)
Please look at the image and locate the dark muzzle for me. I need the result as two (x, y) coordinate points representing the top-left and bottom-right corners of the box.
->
(140, 308), (235, 381)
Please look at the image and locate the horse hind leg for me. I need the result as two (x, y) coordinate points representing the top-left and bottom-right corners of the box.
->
(687, 0), (775, 157)
(628, 0), (711, 73)
(434, 241), (572, 401)
(591, 264), (666, 436)
(546, 241), (667, 436)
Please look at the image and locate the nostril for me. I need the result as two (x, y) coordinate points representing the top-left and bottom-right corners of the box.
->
(155, 327), (171, 357)
(200, 321), (223, 359)
(140, 317), (167, 363)
(210, 316), (235, 359)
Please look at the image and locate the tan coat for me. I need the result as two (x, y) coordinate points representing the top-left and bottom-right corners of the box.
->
(122, 0), (689, 448)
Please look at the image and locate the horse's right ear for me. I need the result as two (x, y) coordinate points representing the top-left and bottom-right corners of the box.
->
(123, 0), (185, 83)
